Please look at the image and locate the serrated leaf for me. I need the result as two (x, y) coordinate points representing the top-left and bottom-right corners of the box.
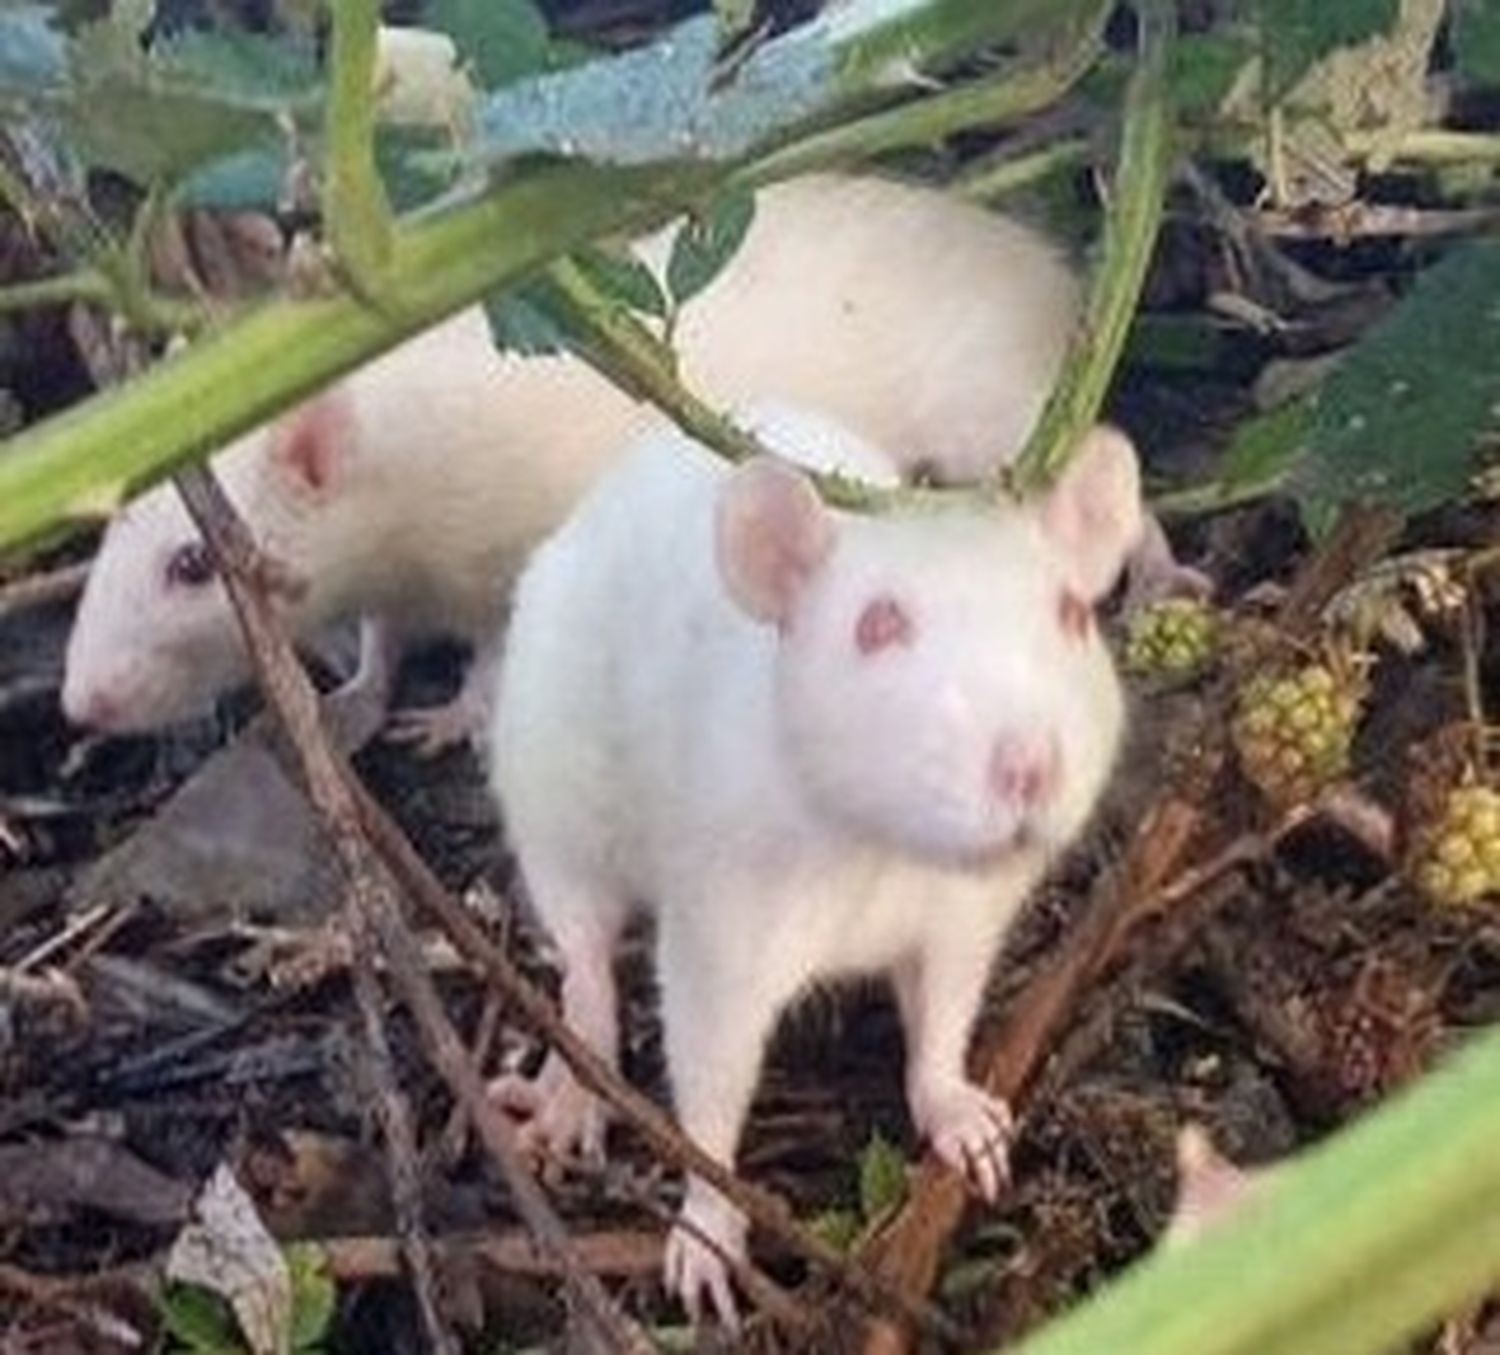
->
(1454, 0), (1500, 86)
(1259, 0), (1401, 98)
(159, 1282), (246, 1355)
(474, 12), (827, 166)
(575, 245), (668, 320)
(857, 1132), (909, 1225)
(1292, 240), (1500, 536)
(63, 11), (309, 185)
(285, 1244), (336, 1351)
(483, 282), (571, 356)
(0, 4), (68, 101)
(426, 0), (568, 90)
(666, 188), (754, 309)
(157, 28), (320, 109)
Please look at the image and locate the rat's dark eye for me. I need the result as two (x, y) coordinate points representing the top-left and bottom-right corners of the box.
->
(165, 541), (216, 590)
(1057, 589), (1091, 641)
(855, 594), (914, 655)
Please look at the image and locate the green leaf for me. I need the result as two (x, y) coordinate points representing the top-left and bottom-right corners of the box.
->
(286, 1243), (336, 1351)
(1221, 395), (1311, 493)
(174, 145), (288, 211)
(62, 7), (310, 185)
(482, 281), (572, 356)
(1292, 240), (1500, 536)
(666, 188), (755, 309)
(857, 1132), (909, 1225)
(1453, 0), (1500, 87)
(158, 1282), (246, 1355)
(714, 0), (756, 38)
(1258, 0), (1400, 98)
(0, 4), (68, 101)
(156, 27), (321, 109)
(375, 125), (462, 215)
(1124, 314), (1238, 374)
(807, 1206), (863, 1254)
(1167, 30), (1252, 119)
(576, 245), (668, 320)
(426, 0), (573, 91)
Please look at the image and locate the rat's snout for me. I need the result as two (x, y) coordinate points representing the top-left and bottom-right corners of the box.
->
(987, 731), (1061, 812)
(61, 679), (125, 732)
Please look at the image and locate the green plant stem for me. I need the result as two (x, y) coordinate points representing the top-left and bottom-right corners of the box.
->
(1002, 1026), (1500, 1355)
(542, 258), (936, 513)
(955, 136), (1090, 203)
(0, 161), (716, 552)
(745, 0), (1107, 184)
(1150, 468), (1289, 518)
(1345, 128), (1500, 165)
(1009, 0), (1175, 495)
(0, 269), (114, 314)
(325, 0), (393, 295)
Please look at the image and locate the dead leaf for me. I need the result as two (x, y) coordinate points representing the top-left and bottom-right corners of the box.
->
(167, 1165), (291, 1355)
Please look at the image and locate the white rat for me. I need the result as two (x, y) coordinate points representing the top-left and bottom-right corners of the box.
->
(488, 400), (1141, 1326)
(60, 172), (1195, 746)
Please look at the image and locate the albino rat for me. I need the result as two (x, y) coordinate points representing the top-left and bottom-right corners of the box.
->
(61, 171), (1194, 746)
(488, 400), (1141, 1326)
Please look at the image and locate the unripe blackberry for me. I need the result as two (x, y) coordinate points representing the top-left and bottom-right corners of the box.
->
(1231, 661), (1364, 809)
(1124, 598), (1220, 678)
(1409, 782), (1500, 908)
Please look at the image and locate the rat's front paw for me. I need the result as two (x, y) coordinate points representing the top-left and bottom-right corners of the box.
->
(664, 1188), (747, 1334)
(911, 1079), (1014, 1204)
(488, 1056), (608, 1166)
(383, 690), (488, 757)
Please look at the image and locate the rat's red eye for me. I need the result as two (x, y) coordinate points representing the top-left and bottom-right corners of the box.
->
(1057, 589), (1091, 641)
(855, 594), (914, 655)
(165, 541), (216, 589)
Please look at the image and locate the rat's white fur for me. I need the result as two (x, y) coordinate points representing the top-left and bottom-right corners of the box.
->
(489, 401), (1141, 1327)
(61, 173), (1080, 736)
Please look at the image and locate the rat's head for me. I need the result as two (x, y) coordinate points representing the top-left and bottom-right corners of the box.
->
(61, 394), (355, 734)
(716, 425), (1142, 868)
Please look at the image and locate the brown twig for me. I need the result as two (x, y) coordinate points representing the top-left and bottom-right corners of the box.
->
(1279, 505), (1407, 639)
(1256, 203), (1500, 242)
(174, 466), (655, 1355)
(346, 957), (458, 1355)
(0, 558), (89, 621)
(323, 1229), (664, 1281)
(348, 774), (967, 1346)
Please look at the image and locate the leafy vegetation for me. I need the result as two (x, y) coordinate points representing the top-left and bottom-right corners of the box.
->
(1, 0), (1499, 1352)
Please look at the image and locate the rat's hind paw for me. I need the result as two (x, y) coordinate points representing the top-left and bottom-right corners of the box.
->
(664, 1192), (747, 1335)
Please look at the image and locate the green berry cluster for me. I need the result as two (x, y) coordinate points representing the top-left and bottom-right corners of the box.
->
(1410, 784), (1500, 908)
(1124, 598), (1221, 678)
(1231, 663), (1361, 808)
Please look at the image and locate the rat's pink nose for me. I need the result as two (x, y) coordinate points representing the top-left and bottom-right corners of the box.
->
(988, 732), (1061, 810)
(63, 684), (121, 731)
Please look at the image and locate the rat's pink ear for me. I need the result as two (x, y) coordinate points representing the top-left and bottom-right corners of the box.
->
(1038, 424), (1143, 600)
(265, 392), (354, 500)
(716, 457), (834, 625)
